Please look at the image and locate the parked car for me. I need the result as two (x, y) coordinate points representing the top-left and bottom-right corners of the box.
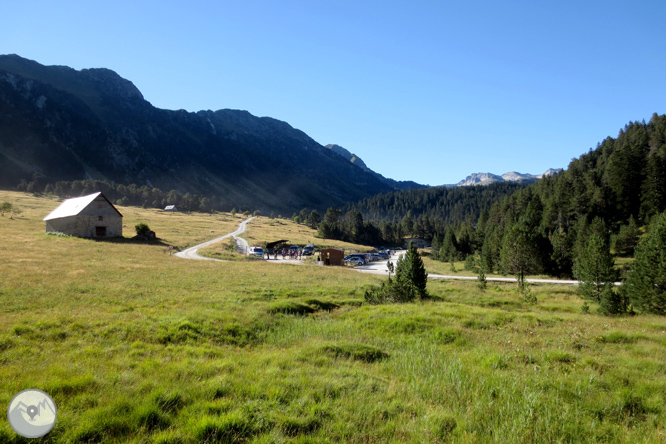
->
(344, 254), (367, 264)
(302, 245), (315, 256)
(376, 251), (389, 260)
(344, 257), (364, 266)
(248, 247), (264, 258)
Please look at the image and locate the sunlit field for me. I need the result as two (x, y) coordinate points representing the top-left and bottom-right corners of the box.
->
(1, 190), (666, 443)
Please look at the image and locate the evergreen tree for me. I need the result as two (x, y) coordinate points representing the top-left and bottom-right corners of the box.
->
(500, 223), (542, 288)
(400, 211), (414, 238)
(299, 208), (309, 223)
(440, 229), (458, 262)
(549, 229), (574, 277)
(624, 212), (666, 314)
(481, 229), (502, 273)
(477, 266), (487, 290)
(640, 151), (666, 218)
(394, 241), (428, 301)
(344, 209), (365, 243)
(306, 209), (321, 229)
(430, 234), (441, 260)
(573, 234), (618, 303)
(613, 215), (640, 257)
(318, 208), (342, 239)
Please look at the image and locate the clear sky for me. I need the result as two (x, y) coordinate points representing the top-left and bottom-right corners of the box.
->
(2, 0), (665, 185)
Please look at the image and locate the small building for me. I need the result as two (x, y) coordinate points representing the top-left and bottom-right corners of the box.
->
(164, 205), (177, 212)
(43, 192), (123, 238)
(320, 248), (344, 266)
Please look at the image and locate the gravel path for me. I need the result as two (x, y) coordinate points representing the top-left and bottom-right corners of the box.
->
(174, 217), (255, 260)
(354, 252), (583, 285)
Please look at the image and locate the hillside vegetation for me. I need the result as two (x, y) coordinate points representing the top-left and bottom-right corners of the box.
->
(2, 190), (666, 442)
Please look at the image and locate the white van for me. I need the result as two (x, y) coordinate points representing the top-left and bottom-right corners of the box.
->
(248, 247), (264, 258)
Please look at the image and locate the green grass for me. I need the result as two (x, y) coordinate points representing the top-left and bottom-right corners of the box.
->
(2, 190), (666, 443)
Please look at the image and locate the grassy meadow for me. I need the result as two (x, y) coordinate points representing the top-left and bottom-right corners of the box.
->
(1, 190), (666, 443)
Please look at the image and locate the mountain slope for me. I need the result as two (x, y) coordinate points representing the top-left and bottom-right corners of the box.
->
(325, 144), (427, 190)
(0, 54), (394, 213)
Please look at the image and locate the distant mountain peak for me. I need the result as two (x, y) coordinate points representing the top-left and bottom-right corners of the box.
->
(456, 169), (562, 186)
(325, 144), (369, 170)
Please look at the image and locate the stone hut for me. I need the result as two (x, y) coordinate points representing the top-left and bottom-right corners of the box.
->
(43, 192), (123, 238)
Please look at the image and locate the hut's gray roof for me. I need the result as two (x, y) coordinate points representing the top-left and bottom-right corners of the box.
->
(43, 192), (122, 221)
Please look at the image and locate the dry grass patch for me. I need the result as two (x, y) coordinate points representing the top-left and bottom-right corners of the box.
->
(243, 216), (374, 251)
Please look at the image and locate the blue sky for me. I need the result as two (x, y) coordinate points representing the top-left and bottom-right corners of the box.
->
(2, 1), (665, 185)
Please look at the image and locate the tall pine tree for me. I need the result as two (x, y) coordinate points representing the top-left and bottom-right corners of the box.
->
(573, 234), (618, 303)
(624, 211), (666, 314)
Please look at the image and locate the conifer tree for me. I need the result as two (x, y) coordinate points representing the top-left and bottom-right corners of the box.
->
(430, 234), (441, 260)
(394, 241), (428, 301)
(440, 229), (458, 262)
(306, 209), (321, 229)
(318, 208), (342, 239)
(613, 215), (640, 257)
(500, 223), (542, 288)
(573, 234), (618, 303)
(624, 212), (666, 314)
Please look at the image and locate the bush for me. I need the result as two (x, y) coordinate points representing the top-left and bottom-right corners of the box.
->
(135, 223), (151, 236)
(268, 301), (316, 315)
(320, 343), (388, 362)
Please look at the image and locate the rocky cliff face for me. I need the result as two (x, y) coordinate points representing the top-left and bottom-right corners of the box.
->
(0, 55), (395, 213)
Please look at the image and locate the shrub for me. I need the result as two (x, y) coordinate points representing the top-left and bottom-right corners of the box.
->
(268, 301), (316, 315)
(135, 222), (151, 236)
(320, 343), (388, 362)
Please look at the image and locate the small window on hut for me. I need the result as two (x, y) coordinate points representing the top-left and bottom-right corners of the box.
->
(99, 216), (103, 221)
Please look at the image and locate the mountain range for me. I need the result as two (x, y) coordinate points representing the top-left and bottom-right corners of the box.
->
(0, 54), (411, 213)
(455, 169), (563, 187)
(0, 54), (561, 213)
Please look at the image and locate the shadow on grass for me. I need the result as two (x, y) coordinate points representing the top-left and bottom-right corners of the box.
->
(89, 236), (172, 247)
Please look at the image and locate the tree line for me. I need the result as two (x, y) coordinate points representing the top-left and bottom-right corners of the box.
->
(15, 178), (233, 213)
(288, 183), (526, 247)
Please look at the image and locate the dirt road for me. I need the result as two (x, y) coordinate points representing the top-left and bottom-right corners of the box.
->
(174, 217), (255, 260)
(355, 252), (582, 285)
